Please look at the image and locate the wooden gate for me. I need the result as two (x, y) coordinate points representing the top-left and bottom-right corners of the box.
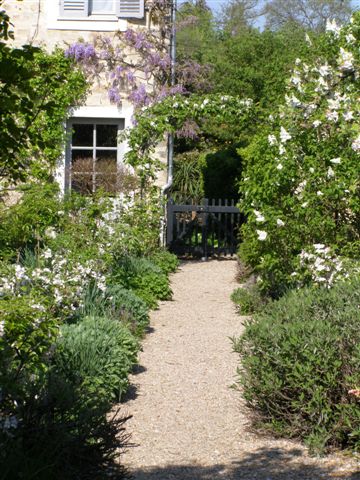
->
(166, 198), (242, 258)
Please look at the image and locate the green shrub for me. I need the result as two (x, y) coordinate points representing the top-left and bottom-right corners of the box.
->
(53, 316), (139, 402)
(233, 277), (360, 453)
(82, 283), (150, 336)
(238, 15), (360, 297)
(231, 284), (267, 315)
(0, 373), (130, 480)
(149, 249), (179, 275)
(111, 255), (173, 309)
(0, 183), (61, 260)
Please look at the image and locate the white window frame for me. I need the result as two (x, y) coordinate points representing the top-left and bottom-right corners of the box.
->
(67, 118), (124, 194)
(56, 106), (132, 193)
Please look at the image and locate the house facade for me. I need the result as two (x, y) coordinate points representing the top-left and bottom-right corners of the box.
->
(4, 0), (168, 193)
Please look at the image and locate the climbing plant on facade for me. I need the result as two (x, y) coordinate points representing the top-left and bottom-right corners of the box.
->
(65, 0), (212, 110)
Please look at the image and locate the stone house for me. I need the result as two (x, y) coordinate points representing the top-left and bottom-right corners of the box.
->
(4, 0), (168, 193)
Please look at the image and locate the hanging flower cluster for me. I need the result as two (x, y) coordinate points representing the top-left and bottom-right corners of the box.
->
(239, 13), (360, 295)
(65, 2), (212, 109)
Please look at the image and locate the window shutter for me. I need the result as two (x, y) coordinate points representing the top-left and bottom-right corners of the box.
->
(60, 0), (90, 17)
(116, 0), (145, 19)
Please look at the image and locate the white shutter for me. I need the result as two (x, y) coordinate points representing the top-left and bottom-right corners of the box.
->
(60, 0), (90, 17)
(117, 0), (144, 19)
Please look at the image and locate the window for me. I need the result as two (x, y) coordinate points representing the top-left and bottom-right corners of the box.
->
(60, 0), (145, 19)
(67, 119), (125, 194)
(90, 0), (115, 14)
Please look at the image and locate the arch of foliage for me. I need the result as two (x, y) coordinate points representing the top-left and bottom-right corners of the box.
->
(239, 14), (360, 297)
(123, 93), (254, 185)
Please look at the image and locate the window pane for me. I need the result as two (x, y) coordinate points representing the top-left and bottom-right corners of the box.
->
(72, 124), (93, 147)
(96, 124), (118, 147)
(71, 152), (94, 194)
(71, 150), (93, 170)
(72, 174), (93, 194)
(95, 153), (117, 193)
(91, 0), (114, 12)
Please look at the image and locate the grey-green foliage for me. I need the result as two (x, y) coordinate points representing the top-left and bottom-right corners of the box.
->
(82, 283), (150, 336)
(231, 284), (267, 314)
(233, 277), (360, 453)
(53, 316), (139, 402)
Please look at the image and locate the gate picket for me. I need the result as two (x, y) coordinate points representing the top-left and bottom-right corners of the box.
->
(166, 198), (241, 258)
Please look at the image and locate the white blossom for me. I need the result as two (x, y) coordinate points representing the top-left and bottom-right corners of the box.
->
(268, 134), (277, 145)
(346, 33), (356, 44)
(343, 111), (354, 121)
(44, 227), (57, 239)
(317, 64), (331, 77)
(276, 163), (283, 170)
(317, 191), (324, 196)
(294, 180), (307, 195)
(330, 157), (341, 164)
(279, 144), (286, 155)
(256, 230), (267, 241)
(0, 321), (5, 337)
(280, 127), (291, 143)
(326, 110), (339, 122)
(327, 166), (335, 178)
(351, 135), (360, 152)
(276, 219), (285, 227)
(43, 249), (52, 259)
(326, 19), (340, 36)
(338, 48), (354, 72)
(254, 210), (265, 222)
(313, 120), (322, 128)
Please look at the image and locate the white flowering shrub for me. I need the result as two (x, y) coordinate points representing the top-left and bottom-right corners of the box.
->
(239, 14), (360, 296)
(0, 184), (177, 477)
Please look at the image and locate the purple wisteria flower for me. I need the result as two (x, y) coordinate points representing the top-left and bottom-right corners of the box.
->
(126, 70), (135, 83)
(108, 87), (121, 104)
(176, 119), (200, 140)
(128, 84), (150, 107)
(65, 42), (96, 61)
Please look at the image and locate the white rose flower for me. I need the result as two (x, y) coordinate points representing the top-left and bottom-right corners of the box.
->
(256, 230), (267, 241)
(254, 210), (265, 222)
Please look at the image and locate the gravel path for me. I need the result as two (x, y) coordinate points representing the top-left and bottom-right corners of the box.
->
(122, 259), (359, 480)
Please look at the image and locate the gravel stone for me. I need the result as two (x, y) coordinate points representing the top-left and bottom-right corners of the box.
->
(121, 259), (360, 479)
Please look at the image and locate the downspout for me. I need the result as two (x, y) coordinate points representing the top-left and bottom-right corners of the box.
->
(161, 0), (177, 246)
